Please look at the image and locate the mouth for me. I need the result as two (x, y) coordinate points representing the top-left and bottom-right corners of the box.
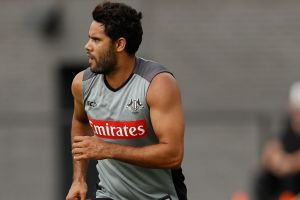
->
(87, 53), (95, 63)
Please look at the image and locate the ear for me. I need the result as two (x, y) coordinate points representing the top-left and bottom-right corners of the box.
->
(114, 37), (126, 52)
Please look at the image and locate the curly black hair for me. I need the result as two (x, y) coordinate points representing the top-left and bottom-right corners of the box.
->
(92, 2), (143, 55)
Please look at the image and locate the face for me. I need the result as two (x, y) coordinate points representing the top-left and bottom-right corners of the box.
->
(85, 21), (117, 74)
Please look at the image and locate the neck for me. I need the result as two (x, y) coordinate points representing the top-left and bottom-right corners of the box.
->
(105, 55), (136, 90)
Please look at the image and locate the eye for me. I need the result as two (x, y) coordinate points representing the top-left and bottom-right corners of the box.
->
(91, 37), (101, 43)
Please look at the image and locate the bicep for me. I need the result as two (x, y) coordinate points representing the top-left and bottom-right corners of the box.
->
(71, 71), (90, 129)
(73, 98), (88, 123)
(71, 71), (88, 122)
(147, 73), (185, 145)
(71, 98), (93, 137)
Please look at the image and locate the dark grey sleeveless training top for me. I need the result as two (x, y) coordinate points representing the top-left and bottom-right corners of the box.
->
(82, 57), (187, 200)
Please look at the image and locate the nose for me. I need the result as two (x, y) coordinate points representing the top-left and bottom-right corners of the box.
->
(85, 40), (92, 51)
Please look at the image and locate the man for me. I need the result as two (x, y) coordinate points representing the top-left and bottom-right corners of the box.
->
(254, 82), (300, 200)
(66, 2), (187, 200)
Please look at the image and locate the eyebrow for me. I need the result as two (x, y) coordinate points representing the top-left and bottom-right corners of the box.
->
(89, 35), (101, 40)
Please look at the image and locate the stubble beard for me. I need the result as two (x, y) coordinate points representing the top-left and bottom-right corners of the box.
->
(91, 44), (117, 75)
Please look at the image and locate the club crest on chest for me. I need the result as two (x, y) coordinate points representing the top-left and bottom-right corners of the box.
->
(126, 98), (144, 113)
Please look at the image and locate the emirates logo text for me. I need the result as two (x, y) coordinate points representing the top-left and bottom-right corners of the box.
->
(89, 118), (148, 139)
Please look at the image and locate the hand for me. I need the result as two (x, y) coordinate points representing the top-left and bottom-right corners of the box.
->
(262, 140), (282, 168)
(263, 143), (294, 176)
(72, 136), (109, 161)
(66, 180), (88, 200)
(271, 154), (296, 176)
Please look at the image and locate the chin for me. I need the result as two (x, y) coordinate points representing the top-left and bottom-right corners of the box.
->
(90, 65), (96, 70)
(90, 66), (104, 74)
(90, 64), (97, 71)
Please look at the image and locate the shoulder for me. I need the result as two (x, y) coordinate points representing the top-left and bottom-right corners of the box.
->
(147, 72), (181, 107)
(134, 57), (172, 83)
(150, 72), (177, 90)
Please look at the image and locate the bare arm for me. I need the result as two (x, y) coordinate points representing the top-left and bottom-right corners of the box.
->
(72, 73), (185, 169)
(286, 150), (300, 173)
(66, 71), (93, 200)
(262, 139), (300, 176)
(261, 139), (283, 170)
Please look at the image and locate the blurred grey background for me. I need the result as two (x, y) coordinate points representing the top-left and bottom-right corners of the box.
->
(1, 0), (300, 199)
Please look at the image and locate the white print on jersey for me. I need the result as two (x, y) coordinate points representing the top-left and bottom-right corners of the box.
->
(89, 118), (148, 139)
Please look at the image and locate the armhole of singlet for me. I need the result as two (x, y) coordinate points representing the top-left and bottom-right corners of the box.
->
(83, 67), (96, 81)
(133, 58), (174, 109)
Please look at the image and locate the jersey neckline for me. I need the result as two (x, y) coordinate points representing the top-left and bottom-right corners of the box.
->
(103, 57), (140, 92)
(103, 73), (134, 92)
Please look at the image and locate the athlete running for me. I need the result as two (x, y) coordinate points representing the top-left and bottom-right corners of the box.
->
(66, 2), (187, 200)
